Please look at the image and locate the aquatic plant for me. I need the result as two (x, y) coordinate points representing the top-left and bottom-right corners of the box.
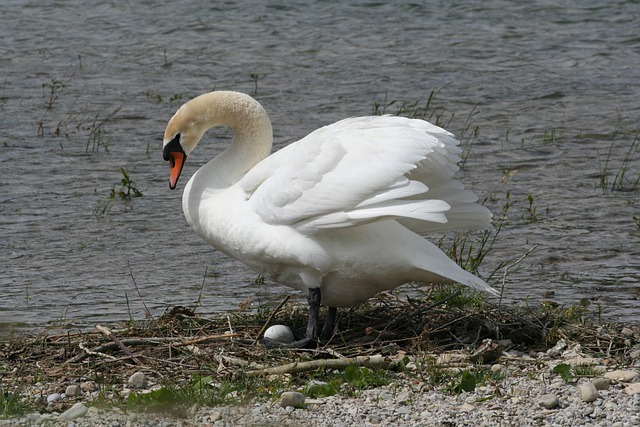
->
(250, 73), (261, 94)
(94, 167), (143, 217)
(372, 83), (454, 129)
(85, 103), (125, 153)
(597, 123), (640, 192)
(41, 78), (66, 109)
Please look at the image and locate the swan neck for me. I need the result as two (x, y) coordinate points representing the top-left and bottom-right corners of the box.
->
(184, 92), (273, 189)
(194, 91), (273, 160)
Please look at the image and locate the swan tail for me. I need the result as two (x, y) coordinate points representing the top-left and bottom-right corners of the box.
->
(417, 239), (499, 296)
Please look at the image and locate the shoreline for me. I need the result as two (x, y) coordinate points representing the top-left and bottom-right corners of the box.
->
(1, 295), (639, 426)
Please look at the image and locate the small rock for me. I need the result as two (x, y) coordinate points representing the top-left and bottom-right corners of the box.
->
(251, 404), (268, 415)
(396, 406), (412, 415)
(564, 356), (599, 366)
(468, 339), (502, 364)
(580, 382), (599, 402)
(46, 393), (62, 404)
(460, 403), (474, 412)
(65, 385), (82, 397)
(128, 371), (146, 389)
(592, 378), (610, 390)
(512, 387), (529, 397)
(624, 382), (640, 395)
(490, 364), (505, 373)
(279, 391), (305, 408)
(60, 402), (89, 421)
(604, 370), (639, 383)
(367, 414), (382, 424)
(80, 381), (98, 392)
(538, 394), (560, 409)
(621, 327), (634, 337)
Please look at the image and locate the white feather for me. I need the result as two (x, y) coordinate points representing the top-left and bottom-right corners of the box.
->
(164, 91), (497, 308)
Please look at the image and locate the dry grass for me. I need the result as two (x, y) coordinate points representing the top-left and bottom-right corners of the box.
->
(2, 287), (636, 399)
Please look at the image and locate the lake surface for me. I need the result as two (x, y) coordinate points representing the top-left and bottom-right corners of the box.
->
(2, 0), (639, 335)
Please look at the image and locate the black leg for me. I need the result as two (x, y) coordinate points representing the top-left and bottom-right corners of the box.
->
(320, 306), (337, 342)
(305, 287), (321, 340)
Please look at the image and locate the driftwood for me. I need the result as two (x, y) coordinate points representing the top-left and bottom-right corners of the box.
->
(96, 325), (144, 367)
(245, 355), (395, 377)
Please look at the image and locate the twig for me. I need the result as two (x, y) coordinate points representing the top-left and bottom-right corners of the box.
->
(77, 342), (117, 361)
(96, 325), (144, 367)
(173, 333), (242, 347)
(252, 295), (292, 345)
(128, 261), (154, 321)
(245, 355), (394, 377)
(193, 266), (208, 311)
(498, 244), (538, 308)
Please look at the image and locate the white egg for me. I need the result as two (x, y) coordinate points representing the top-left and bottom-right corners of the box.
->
(264, 324), (295, 343)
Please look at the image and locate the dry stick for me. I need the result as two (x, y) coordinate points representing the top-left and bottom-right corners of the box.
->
(498, 244), (539, 308)
(96, 324), (145, 367)
(128, 260), (153, 321)
(245, 355), (394, 377)
(173, 332), (243, 347)
(193, 266), (208, 311)
(78, 341), (117, 361)
(252, 295), (292, 345)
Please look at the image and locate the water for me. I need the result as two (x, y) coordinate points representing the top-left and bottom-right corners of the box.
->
(1, 0), (639, 335)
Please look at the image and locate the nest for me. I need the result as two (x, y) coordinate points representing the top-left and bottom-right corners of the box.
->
(1, 289), (637, 395)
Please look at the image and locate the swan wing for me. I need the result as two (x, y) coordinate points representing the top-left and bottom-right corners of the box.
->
(240, 116), (487, 234)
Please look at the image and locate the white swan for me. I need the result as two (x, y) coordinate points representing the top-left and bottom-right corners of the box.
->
(163, 91), (496, 346)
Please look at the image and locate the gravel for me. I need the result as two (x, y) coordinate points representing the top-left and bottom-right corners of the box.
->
(2, 342), (639, 427)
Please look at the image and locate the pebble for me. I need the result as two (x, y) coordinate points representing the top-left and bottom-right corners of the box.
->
(604, 370), (639, 383)
(60, 402), (89, 421)
(538, 393), (560, 409)
(128, 371), (146, 389)
(46, 393), (62, 404)
(66, 384), (83, 397)
(81, 380), (98, 392)
(580, 382), (599, 402)
(279, 391), (305, 408)
(624, 383), (640, 395)
(3, 345), (640, 427)
(592, 378), (610, 390)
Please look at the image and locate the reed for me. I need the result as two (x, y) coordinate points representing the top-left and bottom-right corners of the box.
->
(597, 121), (640, 192)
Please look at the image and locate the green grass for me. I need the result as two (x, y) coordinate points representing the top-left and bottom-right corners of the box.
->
(410, 355), (503, 396)
(120, 375), (263, 416)
(88, 365), (393, 416)
(1, 387), (32, 419)
(304, 365), (392, 399)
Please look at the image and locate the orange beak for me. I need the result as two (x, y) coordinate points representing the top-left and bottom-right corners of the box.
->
(168, 151), (185, 190)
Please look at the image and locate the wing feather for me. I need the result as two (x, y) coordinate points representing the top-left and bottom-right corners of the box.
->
(239, 116), (489, 235)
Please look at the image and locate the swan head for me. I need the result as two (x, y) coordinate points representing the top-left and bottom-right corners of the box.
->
(162, 91), (274, 189)
(162, 102), (206, 190)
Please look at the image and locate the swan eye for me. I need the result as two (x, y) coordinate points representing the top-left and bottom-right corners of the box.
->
(163, 133), (183, 161)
